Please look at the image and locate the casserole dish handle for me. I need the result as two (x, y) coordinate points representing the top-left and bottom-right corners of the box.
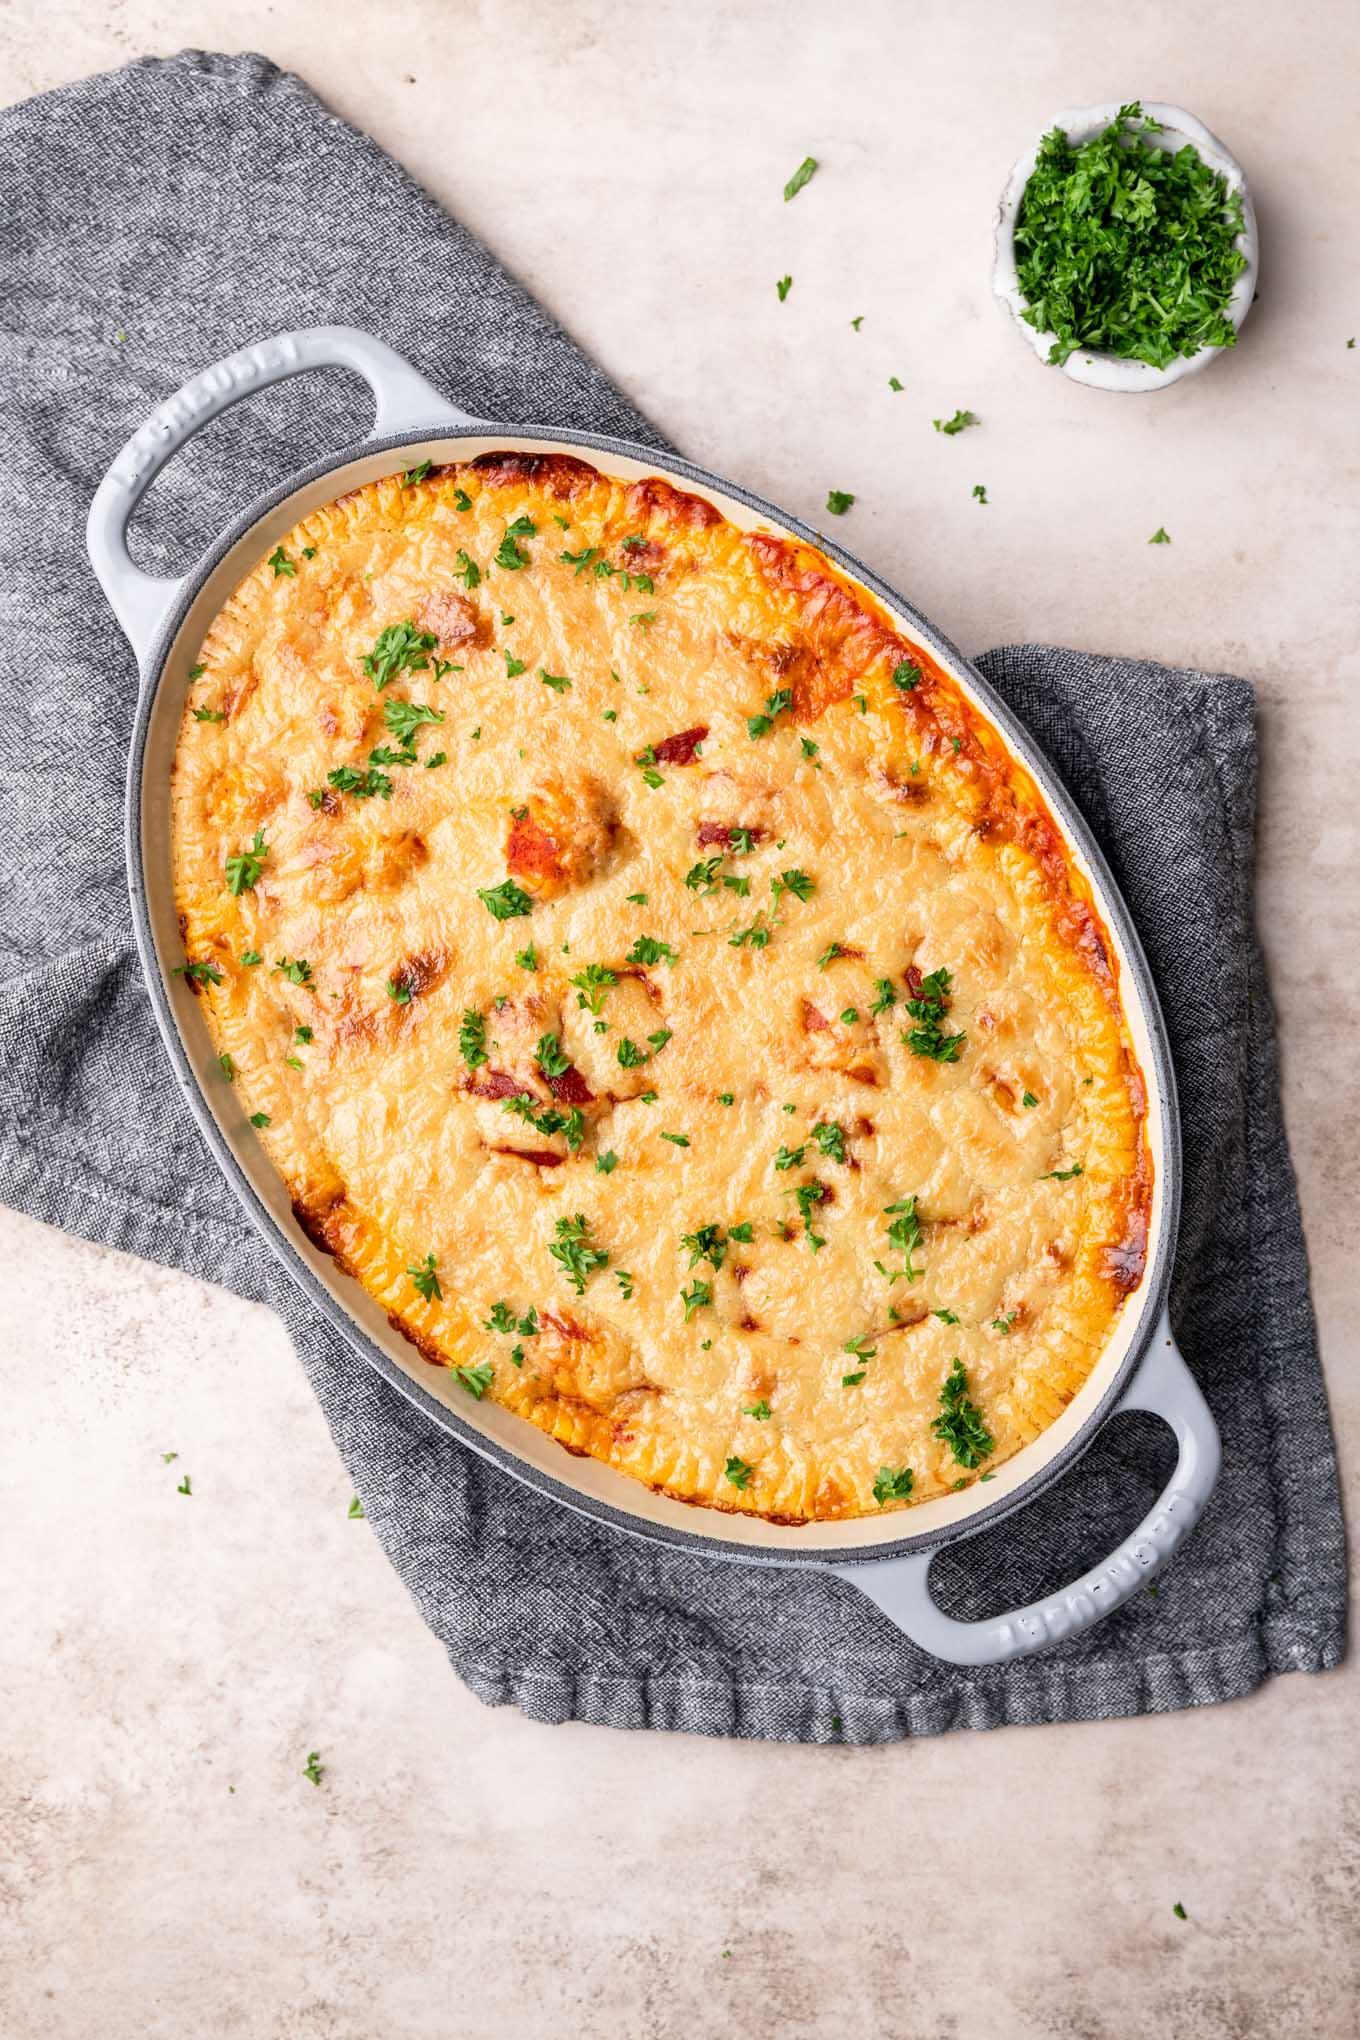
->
(832, 1313), (1220, 1664)
(86, 326), (475, 667)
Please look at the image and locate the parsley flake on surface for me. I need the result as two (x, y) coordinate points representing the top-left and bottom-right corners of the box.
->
(408, 1252), (442, 1302)
(534, 1032), (571, 1078)
(268, 545), (296, 578)
(660, 1131), (690, 1148)
(477, 879), (533, 921)
(933, 409), (979, 435)
(724, 1455), (754, 1490)
(459, 1009), (488, 1069)
(783, 156), (818, 201)
(456, 1363), (495, 1399)
(539, 669), (572, 692)
(383, 698), (444, 744)
(870, 978), (897, 1013)
(1173, 1902), (1188, 1921)
(1044, 1162), (1084, 1181)
(880, 1194), (924, 1284)
(401, 460), (432, 487)
(770, 867), (814, 904)
(1015, 103), (1246, 369)
(747, 686), (794, 739)
(825, 490), (855, 515)
(903, 966), (966, 1061)
(680, 1278), (711, 1320)
(933, 1357), (995, 1467)
(550, 1213), (609, 1294)
(1022, 1090), (1039, 1108)
(891, 659), (921, 690)
(273, 956), (313, 986)
(452, 488), (473, 511)
(776, 275), (793, 301)
(385, 979), (412, 1004)
(192, 704), (227, 723)
(1149, 527), (1172, 545)
(743, 1400), (772, 1421)
(972, 483), (989, 505)
(188, 663), (205, 679)
(302, 1750), (325, 1786)
(225, 827), (267, 896)
(249, 1111), (270, 1128)
(873, 1465), (914, 1505)
(348, 1495), (365, 1519)
(173, 959), (224, 987)
(933, 1307), (960, 1325)
(810, 1120), (845, 1162)
(628, 935), (677, 968)
(596, 1150), (619, 1175)
(504, 650), (527, 677)
(455, 548), (481, 588)
(363, 620), (436, 691)
(571, 962), (617, 1013)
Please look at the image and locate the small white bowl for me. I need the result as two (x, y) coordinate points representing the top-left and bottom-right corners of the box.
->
(993, 101), (1258, 392)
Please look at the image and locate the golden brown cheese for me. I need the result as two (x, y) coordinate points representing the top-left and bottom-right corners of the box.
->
(170, 452), (1151, 1522)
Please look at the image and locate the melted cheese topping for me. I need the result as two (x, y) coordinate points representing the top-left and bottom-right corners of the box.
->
(171, 453), (1151, 1522)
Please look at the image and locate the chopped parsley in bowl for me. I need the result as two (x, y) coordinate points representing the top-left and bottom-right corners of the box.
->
(993, 100), (1257, 391)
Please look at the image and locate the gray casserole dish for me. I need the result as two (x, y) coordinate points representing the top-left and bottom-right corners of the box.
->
(87, 325), (1221, 1666)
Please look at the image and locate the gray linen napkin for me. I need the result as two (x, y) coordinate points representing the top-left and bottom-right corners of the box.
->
(0, 50), (1345, 1741)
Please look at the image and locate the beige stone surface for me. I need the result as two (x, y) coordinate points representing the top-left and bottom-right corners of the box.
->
(2, 3), (1357, 2035)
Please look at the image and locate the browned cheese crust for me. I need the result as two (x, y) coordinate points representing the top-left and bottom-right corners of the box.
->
(171, 452), (1151, 1522)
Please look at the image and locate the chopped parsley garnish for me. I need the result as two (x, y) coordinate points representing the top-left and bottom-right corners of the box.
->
(534, 1032), (571, 1078)
(776, 275), (793, 301)
(850, 315), (864, 330)
(1149, 527), (1171, 545)
(218, 1052), (235, 1081)
(426, 751), (447, 769)
(485, 1300), (516, 1334)
(840, 1008), (859, 1025)
(515, 943), (537, 972)
(249, 1111), (270, 1128)
(791, 1180), (828, 1251)
(408, 1252), (442, 1302)
(363, 620), (437, 690)
(686, 855), (724, 894)
(225, 827), (267, 896)
(504, 650), (527, 677)
(348, 1495), (365, 1518)
(294, 1025), (313, 1044)
(273, 956), (313, 986)
(825, 490), (854, 515)
(328, 761), (394, 800)
(810, 1120), (845, 1162)
(903, 966), (966, 1061)
(459, 1010), (488, 1068)
(680, 1222), (730, 1271)
(241, 949), (262, 966)
(992, 1312), (1017, 1336)
(891, 658), (922, 691)
(596, 1150), (619, 1175)
(783, 156), (818, 202)
(660, 1131), (690, 1148)
(302, 546), (317, 560)
(549, 1213), (608, 1294)
(888, 376), (904, 393)
(385, 978), (412, 1004)
(630, 612), (657, 630)
(401, 460), (433, 486)
(800, 737), (820, 766)
(617, 1037), (648, 1068)
(1044, 1163), (1084, 1181)
(1173, 1903), (1188, 1922)
(743, 1400), (771, 1421)
(494, 518), (536, 570)
(503, 1094), (585, 1150)
(880, 1194), (923, 1284)
(188, 663), (206, 679)
(193, 704), (227, 723)
(728, 827), (757, 855)
(680, 1278), (712, 1321)
(560, 545), (597, 574)
(870, 978), (897, 1014)
(932, 1357), (994, 1467)
(816, 943), (844, 970)
(933, 410), (979, 436)
(456, 1363), (495, 1399)
(873, 1465), (914, 1505)
(1022, 1090), (1039, 1108)
(173, 959), (223, 986)
(747, 687), (794, 739)
(774, 1143), (805, 1171)
(972, 483), (989, 504)
(452, 487), (473, 511)
(455, 548), (481, 588)
(627, 935), (677, 967)
(302, 1751), (323, 1784)
(770, 867), (814, 904)
(539, 669), (572, 692)
(268, 545), (296, 578)
(569, 963), (617, 1014)
(477, 879), (534, 921)
(933, 1308), (960, 1325)
(718, 1092), (735, 1106)
(729, 919), (772, 950)
(1014, 103), (1246, 370)
(616, 1269), (635, 1299)
(724, 1455), (754, 1490)
(383, 698), (444, 744)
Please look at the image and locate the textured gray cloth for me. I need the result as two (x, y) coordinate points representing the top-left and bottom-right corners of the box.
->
(0, 50), (1345, 1741)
